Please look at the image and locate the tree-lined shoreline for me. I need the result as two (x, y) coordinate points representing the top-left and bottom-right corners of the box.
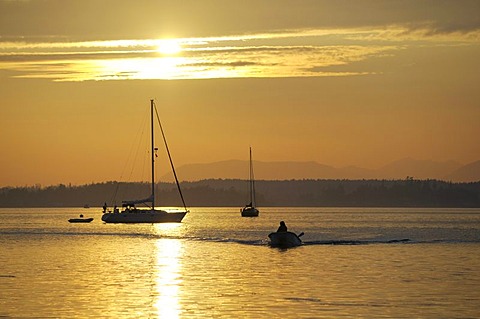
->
(1, 179), (479, 208)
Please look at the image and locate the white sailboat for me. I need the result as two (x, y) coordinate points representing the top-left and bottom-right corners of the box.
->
(241, 147), (259, 217)
(102, 100), (188, 223)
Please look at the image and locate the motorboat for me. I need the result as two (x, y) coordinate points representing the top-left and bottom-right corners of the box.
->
(68, 215), (94, 223)
(268, 231), (304, 248)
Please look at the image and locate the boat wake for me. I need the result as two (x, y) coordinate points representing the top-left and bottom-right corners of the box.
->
(303, 238), (411, 246)
(7, 229), (478, 246)
(185, 237), (413, 246)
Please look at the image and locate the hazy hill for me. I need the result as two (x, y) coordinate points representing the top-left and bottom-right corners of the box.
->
(444, 160), (480, 182)
(161, 158), (477, 182)
(161, 160), (375, 181)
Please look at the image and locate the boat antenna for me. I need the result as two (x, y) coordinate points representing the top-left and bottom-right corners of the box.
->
(153, 100), (188, 212)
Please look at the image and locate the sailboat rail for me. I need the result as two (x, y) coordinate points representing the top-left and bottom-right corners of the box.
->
(121, 194), (153, 206)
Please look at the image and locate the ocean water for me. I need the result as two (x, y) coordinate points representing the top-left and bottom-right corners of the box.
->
(1, 207), (479, 319)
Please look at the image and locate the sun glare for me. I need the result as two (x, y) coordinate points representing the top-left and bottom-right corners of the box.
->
(157, 40), (182, 55)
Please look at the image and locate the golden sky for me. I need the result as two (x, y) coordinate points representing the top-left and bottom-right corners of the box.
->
(1, 0), (479, 186)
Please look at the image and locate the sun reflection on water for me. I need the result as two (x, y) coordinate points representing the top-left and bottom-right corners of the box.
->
(153, 238), (183, 319)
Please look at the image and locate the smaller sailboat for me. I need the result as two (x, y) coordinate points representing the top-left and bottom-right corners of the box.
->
(241, 147), (259, 217)
(101, 99), (188, 224)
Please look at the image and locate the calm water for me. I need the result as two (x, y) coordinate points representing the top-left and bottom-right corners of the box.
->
(1, 207), (479, 318)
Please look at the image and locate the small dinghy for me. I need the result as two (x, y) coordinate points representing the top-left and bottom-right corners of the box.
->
(268, 231), (304, 248)
(68, 214), (93, 223)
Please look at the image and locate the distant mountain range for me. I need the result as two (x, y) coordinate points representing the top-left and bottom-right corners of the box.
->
(161, 158), (480, 182)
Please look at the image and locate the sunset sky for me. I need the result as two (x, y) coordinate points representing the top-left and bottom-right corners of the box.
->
(1, 0), (479, 187)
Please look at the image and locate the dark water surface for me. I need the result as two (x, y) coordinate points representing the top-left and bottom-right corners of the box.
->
(1, 207), (479, 318)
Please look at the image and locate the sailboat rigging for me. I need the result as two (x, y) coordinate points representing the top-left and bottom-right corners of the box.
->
(241, 147), (259, 217)
(101, 99), (188, 223)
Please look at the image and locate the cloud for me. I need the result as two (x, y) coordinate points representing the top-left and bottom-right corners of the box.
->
(0, 29), (403, 81)
(0, 21), (476, 82)
(1, 0), (479, 40)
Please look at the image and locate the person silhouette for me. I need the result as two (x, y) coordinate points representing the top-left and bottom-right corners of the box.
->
(277, 221), (288, 232)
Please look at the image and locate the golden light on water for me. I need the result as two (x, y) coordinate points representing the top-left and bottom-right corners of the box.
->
(154, 239), (182, 319)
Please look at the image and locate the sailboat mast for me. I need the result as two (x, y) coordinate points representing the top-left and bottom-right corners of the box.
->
(251, 148), (256, 207)
(249, 147), (253, 205)
(151, 99), (155, 209)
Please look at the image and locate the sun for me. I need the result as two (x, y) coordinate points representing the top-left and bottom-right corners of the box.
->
(157, 40), (182, 55)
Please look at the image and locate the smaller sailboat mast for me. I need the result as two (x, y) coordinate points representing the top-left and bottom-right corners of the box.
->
(249, 146), (256, 207)
(150, 99), (155, 209)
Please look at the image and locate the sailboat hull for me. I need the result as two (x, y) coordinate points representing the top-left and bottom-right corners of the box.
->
(241, 207), (259, 217)
(101, 209), (186, 223)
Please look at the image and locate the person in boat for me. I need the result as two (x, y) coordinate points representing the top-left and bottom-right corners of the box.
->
(277, 221), (288, 232)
